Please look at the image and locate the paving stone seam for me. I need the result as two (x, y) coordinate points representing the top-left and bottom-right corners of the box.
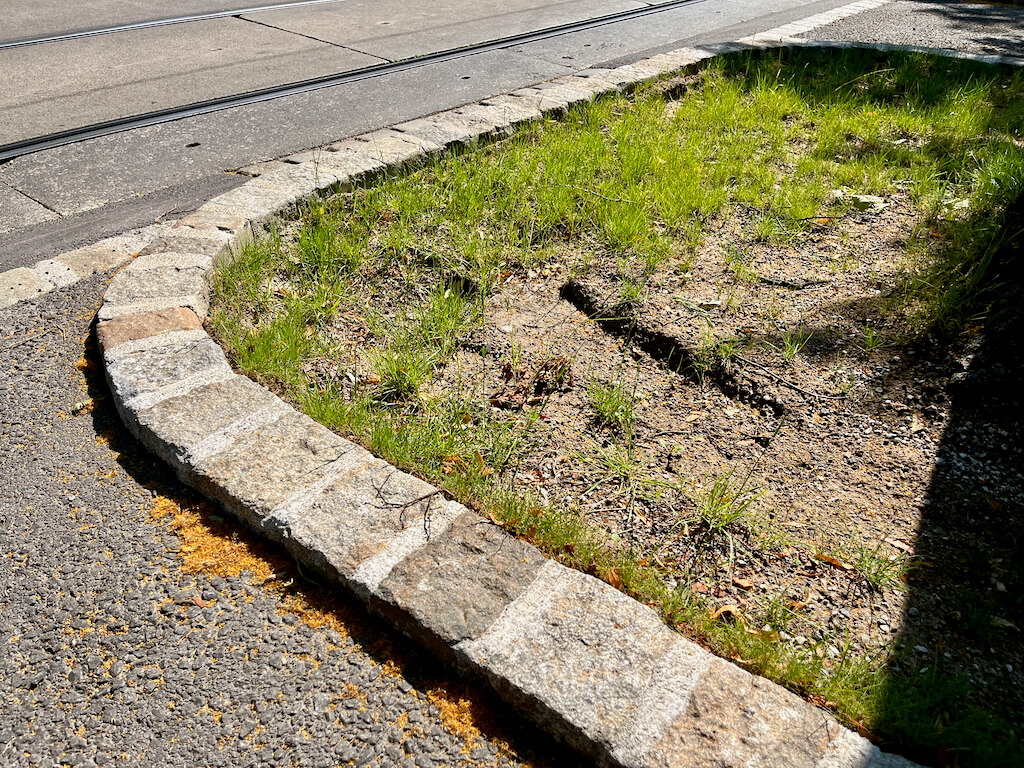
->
(41, 5), (995, 764)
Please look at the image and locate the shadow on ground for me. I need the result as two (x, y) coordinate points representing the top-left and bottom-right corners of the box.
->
(874, 199), (1024, 766)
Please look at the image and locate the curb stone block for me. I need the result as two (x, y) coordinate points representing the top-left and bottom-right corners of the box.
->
(34, 259), (78, 288)
(261, 459), (451, 588)
(238, 159), (294, 176)
(105, 335), (232, 415)
(508, 87), (571, 117)
(328, 130), (436, 170)
(445, 104), (518, 137)
(98, 264), (210, 320)
(302, 148), (387, 187)
(132, 374), (292, 480)
(204, 184), (296, 224)
(392, 111), (500, 149)
(638, 50), (703, 73)
(366, 127), (443, 156)
(604, 64), (666, 89)
(649, 657), (840, 767)
(248, 162), (341, 200)
(458, 561), (712, 765)
(102, 329), (209, 363)
(562, 70), (622, 92)
(174, 208), (251, 238)
(150, 230), (233, 257)
(495, 88), (569, 116)
(476, 94), (544, 125)
(125, 252), (213, 272)
(376, 510), (548, 646)
(1, 266), (54, 309)
(531, 81), (596, 109)
(96, 307), (203, 352)
(55, 237), (141, 277)
(189, 409), (370, 526)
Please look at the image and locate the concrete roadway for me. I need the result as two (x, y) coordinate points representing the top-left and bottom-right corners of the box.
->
(0, 0), (863, 268)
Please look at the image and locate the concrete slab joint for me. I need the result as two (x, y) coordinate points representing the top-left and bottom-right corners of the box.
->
(87, 12), (946, 766)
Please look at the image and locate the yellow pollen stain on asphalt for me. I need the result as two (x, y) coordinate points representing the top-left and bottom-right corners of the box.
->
(146, 493), (542, 766)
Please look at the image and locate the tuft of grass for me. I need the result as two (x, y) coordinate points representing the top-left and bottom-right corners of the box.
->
(694, 469), (764, 531)
(776, 328), (812, 363)
(852, 542), (909, 592)
(586, 379), (637, 434)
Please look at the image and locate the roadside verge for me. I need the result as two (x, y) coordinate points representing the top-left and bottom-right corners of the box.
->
(85, 33), (978, 766)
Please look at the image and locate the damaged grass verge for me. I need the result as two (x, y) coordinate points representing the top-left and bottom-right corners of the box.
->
(210, 48), (1024, 765)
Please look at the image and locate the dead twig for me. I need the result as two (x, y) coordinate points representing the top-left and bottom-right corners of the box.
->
(734, 354), (847, 401)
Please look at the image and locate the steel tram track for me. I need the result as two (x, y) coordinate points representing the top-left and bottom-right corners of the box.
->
(0, 0), (704, 163)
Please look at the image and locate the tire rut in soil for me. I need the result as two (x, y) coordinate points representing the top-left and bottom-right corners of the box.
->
(559, 277), (786, 415)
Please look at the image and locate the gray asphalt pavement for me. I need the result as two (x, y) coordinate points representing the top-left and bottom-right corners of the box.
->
(799, 0), (1024, 56)
(1, 272), (575, 768)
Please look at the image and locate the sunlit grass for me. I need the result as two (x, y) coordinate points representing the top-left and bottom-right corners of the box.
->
(210, 48), (1024, 765)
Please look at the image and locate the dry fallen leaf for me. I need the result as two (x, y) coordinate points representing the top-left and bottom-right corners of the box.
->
(991, 617), (1020, 632)
(690, 582), (709, 594)
(605, 568), (624, 590)
(884, 537), (914, 554)
(709, 604), (742, 622)
(815, 552), (855, 571)
(732, 577), (755, 590)
(787, 588), (810, 612)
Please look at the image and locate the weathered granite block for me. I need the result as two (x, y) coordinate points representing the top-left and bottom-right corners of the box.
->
(131, 374), (291, 479)
(550, 72), (620, 96)
(190, 409), (370, 528)
(301, 146), (387, 186)
(124, 252), (213, 272)
(248, 162), (341, 200)
(607, 63), (663, 87)
(34, 259), (79, 288)
(96, 307), (203, 353)
(266, 459), (452, 586)
(140, 234), (231, 259)
(391, 112), (489, 150)
(99, 264), (209, 320)
(376, 511), (547, 646)
(105, 335), (233, 419)
(646, 657), (841, 768)
(204, 183), (296, 223)
(639, 49), (703, 73)
(328, 129), (435, 169)
(458, 561), (711, 765)
(478, 94), (544, 125)
(56, 238), (141, 276)
(531, 82), (594, 110)
(1, 267), (53, 309)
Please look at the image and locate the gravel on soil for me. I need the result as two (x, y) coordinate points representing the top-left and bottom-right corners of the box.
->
(0, 275), (577, 768)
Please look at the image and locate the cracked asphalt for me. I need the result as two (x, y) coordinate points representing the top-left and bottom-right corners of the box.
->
(0, 273), (577, 768)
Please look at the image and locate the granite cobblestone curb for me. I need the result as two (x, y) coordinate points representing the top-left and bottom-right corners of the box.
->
(86, 35), (949, 768)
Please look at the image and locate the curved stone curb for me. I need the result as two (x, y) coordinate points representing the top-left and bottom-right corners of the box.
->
(93, 19), (1023, 766)
(91, 38), (933, 768)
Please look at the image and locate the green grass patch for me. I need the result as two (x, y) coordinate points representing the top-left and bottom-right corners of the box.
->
(211, 47), (1024, 765)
